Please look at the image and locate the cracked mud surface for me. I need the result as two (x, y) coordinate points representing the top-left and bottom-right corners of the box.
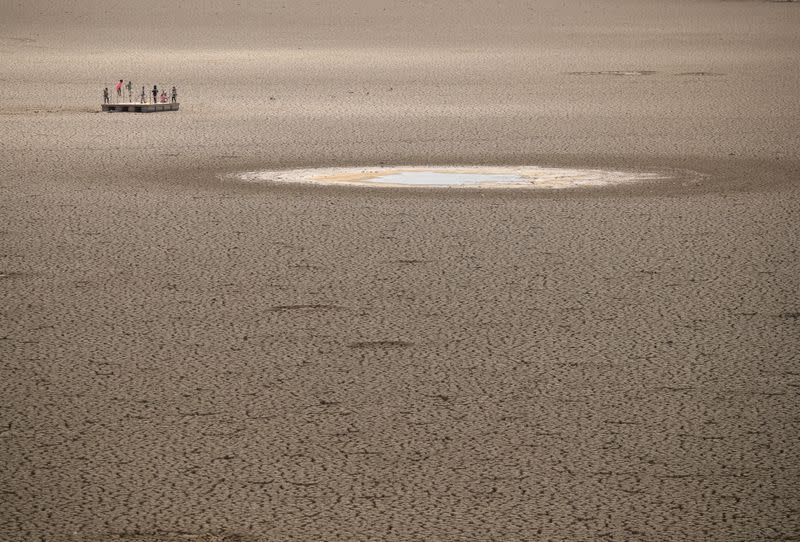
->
(3, 180), (799, 542)
(2, 0), (800, 540)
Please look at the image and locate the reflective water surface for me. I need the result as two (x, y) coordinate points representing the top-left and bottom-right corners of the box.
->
(368, 171), (524, 186)
(235, 166), (679, 189)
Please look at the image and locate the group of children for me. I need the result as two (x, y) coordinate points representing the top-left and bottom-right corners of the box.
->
(102, 80), (178, 104)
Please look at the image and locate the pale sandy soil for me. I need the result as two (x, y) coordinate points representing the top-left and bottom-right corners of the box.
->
(1, 1), (799, 541)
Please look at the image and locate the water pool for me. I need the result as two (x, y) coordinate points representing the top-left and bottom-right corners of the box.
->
(235, 166), (676, 189)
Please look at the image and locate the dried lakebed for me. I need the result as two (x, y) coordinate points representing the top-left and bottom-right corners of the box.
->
(233, 166), (694, 189)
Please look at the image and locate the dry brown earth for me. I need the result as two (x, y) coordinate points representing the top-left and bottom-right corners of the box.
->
(1, 1), (799, 541)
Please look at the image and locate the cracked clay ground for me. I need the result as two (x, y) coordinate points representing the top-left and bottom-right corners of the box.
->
(1, 0), (800, 540)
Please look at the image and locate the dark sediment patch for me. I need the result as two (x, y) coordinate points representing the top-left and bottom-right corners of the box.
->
(0, 36), (37, 44)
(676, 72), (725, 77)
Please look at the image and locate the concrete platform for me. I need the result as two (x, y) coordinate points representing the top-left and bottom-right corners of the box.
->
(102, 102), (179, 113)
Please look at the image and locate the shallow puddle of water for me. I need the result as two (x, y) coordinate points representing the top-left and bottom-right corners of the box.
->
(235, 166), (677, 189)
(368, 171), (523, 186)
